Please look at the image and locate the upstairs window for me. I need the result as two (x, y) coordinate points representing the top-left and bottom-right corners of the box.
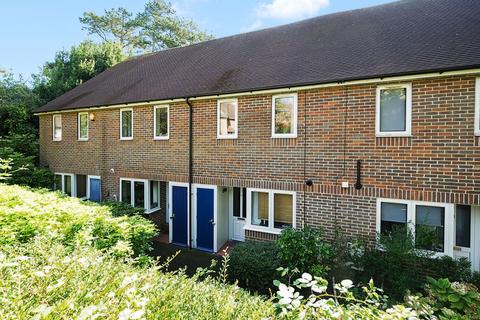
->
(52, 115), (62, 141)
(376, 84), (412, 137)
(475, 78), (480, 136)
(217, 99), (238, 139)
(272, 94), (297, 138)
(154, 105), (169, 139)
(78, 112), (89, 140)
(120, 108), (133, 140)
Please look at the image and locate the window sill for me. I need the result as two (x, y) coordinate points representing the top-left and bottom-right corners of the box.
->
(375, 132), (412, 138)
(120, 137), (133, 141)
(52, 139), (62, 142)
(153, 136), (169, 140)
(145, 207), (161, 214)
(272, 135), (297, 139)
(244, 225), (283, 235)
(217, 135), (237, 140)
(78, 139), (89, 142)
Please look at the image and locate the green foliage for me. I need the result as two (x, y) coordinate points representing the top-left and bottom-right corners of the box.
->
(0, 184), (157, 256)
(0, 238), (274, 319)
(0, 158), (13, 181)
(32, 40), (125, 104)
(0, 72), (39, 137)
(276, 227), (334, 277)
(429, 256), (473, 283)
(0, 147), (53, 188)
(100, 200), (145, 217)
(228, 241), (281, 293)
(80, 0), (213, 54)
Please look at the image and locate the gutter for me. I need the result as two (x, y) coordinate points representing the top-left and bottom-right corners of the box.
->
(34, 68), (480, 115)
(186, 97), (194, 249)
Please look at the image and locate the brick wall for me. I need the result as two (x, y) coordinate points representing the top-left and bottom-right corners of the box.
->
(38, 75), (480, 242)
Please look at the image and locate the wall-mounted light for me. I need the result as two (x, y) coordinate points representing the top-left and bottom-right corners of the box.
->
(89, 113), (95, 121)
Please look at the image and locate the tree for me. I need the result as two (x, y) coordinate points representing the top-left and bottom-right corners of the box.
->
(79, 0), (213, 53)
(0, 72), (39, 137)
(32, 40), (125, 105)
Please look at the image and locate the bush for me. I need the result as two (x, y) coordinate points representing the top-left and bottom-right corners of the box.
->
(429, 255), (473, 282)
(100, 200), (145, 217)
(0, 237), (275, 320)
(0, 184), (158, 255)
(276, 227), (334, 277)
(228, 241), (281, 293)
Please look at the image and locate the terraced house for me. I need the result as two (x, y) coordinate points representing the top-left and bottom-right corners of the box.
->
(35, 0), (480, 269)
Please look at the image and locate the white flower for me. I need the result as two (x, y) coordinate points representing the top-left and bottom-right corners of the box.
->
(340, 279), (353, 289)
(298, 273), (313, 283)
(312, 284), (327, 293)
(118, 308), (144, 320)
(78, 305), (97, 320)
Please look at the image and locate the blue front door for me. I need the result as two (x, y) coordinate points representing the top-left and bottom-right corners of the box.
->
(172, 185), (188, 247)
(196, 188), (214, 252)
(89, 178), (101, 202)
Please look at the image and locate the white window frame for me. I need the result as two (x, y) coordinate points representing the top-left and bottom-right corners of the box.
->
(375, 83), (412, 137)
(245, 188), (296, 234)
(87, 175), (101, 201)
(52, 114), (62, 141)
(272, 93), (298, 138)
(376, 198), (454, 257)
(120, 108), (133, 140)
(153, 105), (170, 140)
(78, 112), (89, 141)
(217, 98), (238, 139)
(475, 77), (480, 136)
(119, 178), (159, 213)
(148, 180), (161, 212)
(54, 172), (75, 197)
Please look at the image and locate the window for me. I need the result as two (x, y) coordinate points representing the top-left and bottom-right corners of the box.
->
(76, 174), (87, 199)
(78, 112), (89, 140)
(52, 115), (62, 141)
(53, 173), (74, 197)
(455, 205), (471, 248)
(415, 205), (445, 252)
(376, 84), (412, 136)
(475, 78), (480, 136)
(154, 105), (169, 139)
(120, 108), (133, 140)
(376, 198), (454, 256)
(217, 99), (238, 139)
(120, 178), (159, 213)
(380, 202), (408, 234)
(247, 189), (296, 233)
(272, 94), (297, 138)
(233, 187), (246, 218)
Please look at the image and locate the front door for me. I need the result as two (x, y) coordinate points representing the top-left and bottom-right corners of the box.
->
(171, 184), (189, 247)
(231, 187), (246, 241)
(196, 187), (215, 252)
(88, 177), (101, 202)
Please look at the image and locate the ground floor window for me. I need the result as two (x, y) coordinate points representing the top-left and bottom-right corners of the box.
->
(246, 188), (295, 234)
(54, 173), (75, 197)
(233, 187), (247, 219)
(76, 174), (87, 199)
(120, 178), (161, 213)
(376, 198), (454, 256)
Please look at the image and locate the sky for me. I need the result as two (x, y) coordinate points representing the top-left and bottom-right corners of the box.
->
(0, 0), (393, 82)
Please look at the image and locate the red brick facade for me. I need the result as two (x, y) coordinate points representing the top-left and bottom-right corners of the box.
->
(38, 74), (480, 243)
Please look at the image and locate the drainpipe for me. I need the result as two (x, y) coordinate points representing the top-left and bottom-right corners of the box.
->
(186, 97), (193, 249)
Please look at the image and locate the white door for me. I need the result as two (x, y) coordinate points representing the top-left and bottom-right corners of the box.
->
(230, 187), (246, 241)
(453, 205), (480, 271)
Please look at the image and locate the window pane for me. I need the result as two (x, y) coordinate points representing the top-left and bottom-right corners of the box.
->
(134, 181), (145, 208)
(79, 113), (88, 139)
(121, 110), (132, 138)
(54, 174), (62, 191)
(380, 88), (406, 132)
(150, 181), (159, 209)
(53, 116), (62, 140)
(380, 202), (407, 234)
(251, 191), (269, 227)
(64, 175), (72, 196)
(155, 107), (168, 137)
(219, 101), (236, 136)
(456, 205), (471, 248)
(233, 187), (240, 217)
(121, 180), (132, 204)
(274, 96), (294, 134)
(242, 188), (247, 218)
(76, 175), (87, 198)
(415, 205), (445, 252)
(274, 193), (293, 229)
